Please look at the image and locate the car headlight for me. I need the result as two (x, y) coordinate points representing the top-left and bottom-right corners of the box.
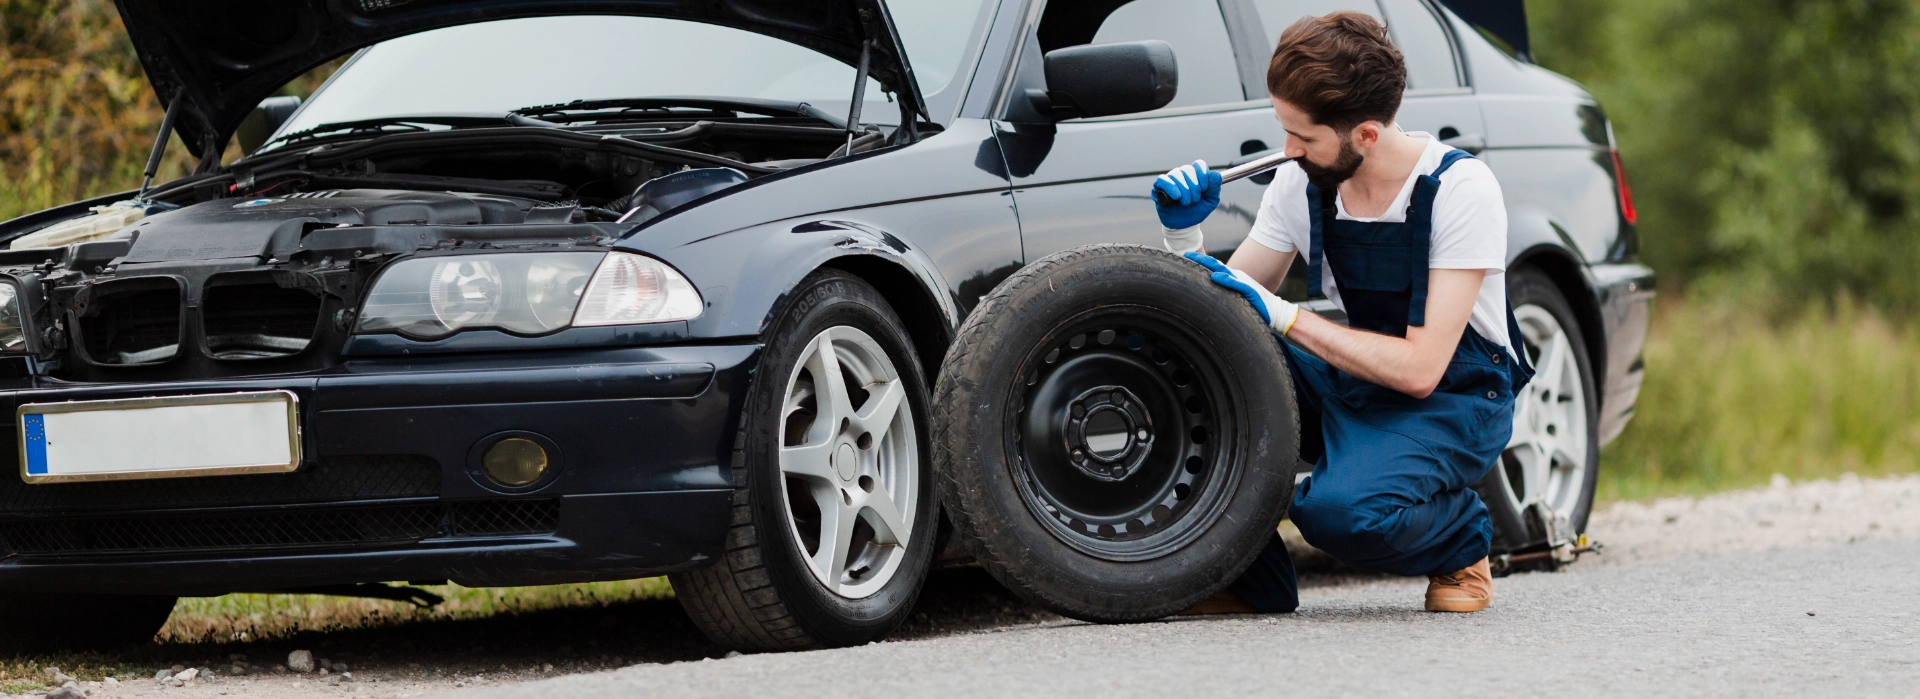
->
(357, 251), (700, 339)
(0, 283), (26, 353)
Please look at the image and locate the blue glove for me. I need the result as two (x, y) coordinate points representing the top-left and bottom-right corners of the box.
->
(1154, 160), (1223, 230)
(1183, 252), (1301, 334)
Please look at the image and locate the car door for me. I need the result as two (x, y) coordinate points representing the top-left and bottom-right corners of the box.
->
(995, 0), (1274, 260)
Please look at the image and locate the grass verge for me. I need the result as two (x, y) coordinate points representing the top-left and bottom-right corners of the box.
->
(1600, 296), (1920, 500)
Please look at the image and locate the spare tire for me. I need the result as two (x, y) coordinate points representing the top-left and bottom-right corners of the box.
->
(934, 244), (1299, 622)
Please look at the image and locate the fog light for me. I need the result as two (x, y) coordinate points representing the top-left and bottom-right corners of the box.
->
(483, 438), (548, 486)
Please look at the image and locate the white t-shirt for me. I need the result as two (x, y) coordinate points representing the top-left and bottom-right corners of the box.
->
(1245, 134), (1513, 355)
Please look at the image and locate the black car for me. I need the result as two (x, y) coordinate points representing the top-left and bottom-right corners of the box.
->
(0, 0), (1649, 651)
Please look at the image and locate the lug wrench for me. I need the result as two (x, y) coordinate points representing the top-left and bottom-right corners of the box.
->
(1152, 151), (1296, 206)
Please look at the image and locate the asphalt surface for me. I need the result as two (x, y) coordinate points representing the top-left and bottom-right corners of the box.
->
(443, 536), (1920, 698)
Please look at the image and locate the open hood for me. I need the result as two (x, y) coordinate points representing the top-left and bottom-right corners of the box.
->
(113, 0), (926, 159)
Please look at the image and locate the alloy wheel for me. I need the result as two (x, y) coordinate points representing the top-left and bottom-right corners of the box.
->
(1497, 304), (1591, 525)
(777, 326), (918, 599)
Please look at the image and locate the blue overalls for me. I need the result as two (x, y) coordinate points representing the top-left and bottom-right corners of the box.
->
(1228, 150), (1534, 612)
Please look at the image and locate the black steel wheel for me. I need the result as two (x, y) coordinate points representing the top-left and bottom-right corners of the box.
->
(936, 245), (1298, 622)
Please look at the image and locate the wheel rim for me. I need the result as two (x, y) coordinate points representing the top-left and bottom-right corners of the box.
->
(1499, 304), (1590, 523)
(777, 326), (918, 599)
(1006, 308), (1239, 561)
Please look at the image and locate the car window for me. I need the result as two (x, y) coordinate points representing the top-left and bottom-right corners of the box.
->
(1088, 0), (1244, 108)
(888, 0), (995, 120)
(1377, 0), (1459, 89)
(276, 16), (893, 141)
(1247, 0), (1384, 52)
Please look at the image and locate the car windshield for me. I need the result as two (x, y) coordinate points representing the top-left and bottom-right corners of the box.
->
(274, 4), (991, 146)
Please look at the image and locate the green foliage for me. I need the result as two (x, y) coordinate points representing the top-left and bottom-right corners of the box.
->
(1529, 0), (1920, 315)
(162, 578), (676, 643)
(1600, 298), (1920, 500)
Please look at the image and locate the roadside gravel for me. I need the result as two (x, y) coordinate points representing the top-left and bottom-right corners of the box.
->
(21, 474), (1917, 699)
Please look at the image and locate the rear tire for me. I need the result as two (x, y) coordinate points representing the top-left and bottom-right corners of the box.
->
(0, 593), (174, 652)
(671, 269), (936, 651)
(935, 245), (1298, 622)
(1477, 267), (1601, 557)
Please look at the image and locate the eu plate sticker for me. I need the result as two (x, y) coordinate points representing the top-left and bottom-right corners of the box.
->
(21, 414), (46, 476)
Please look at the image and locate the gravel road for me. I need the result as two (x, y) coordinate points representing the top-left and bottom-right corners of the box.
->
(44, 475), (1920, 698)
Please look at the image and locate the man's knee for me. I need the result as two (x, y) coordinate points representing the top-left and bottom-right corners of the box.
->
(1291, 494), (1400, 561)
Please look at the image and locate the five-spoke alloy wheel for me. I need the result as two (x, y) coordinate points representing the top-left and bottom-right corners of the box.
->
(672, 270), (936, 651)
(1477, 268), (1601, 559)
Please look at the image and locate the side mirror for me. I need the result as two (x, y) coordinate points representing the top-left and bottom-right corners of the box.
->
(235, 96), (303, 154)
(1027, 40), (1178, 121)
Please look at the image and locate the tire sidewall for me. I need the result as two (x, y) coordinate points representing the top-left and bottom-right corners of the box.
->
(744, 270), (936, 643)
(937, 246), (1297, 621)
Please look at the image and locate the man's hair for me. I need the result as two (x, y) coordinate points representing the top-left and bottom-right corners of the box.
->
(1267, 12), (1406, 131)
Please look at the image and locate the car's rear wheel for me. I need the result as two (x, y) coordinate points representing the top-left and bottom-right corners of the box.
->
(671, 269), (935, 651)
(0, 593), (175, 652)
(935, 245), (1298, 622)
(1477, 267), (1601, 562)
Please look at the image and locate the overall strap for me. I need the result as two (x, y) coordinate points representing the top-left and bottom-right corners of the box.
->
(1402, 149), (1477, 326)
(1503, 301), (1535, 390)
(1305, 184), (1335, 300)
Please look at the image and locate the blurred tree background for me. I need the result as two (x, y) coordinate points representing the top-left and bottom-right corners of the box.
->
(1, 0), (1917, 498)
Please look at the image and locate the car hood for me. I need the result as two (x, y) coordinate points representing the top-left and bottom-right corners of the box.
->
(113, 0), (925, 159)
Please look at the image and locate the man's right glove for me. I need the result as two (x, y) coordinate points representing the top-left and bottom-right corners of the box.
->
(1154, 160), (1222, 253)
(1183, 252), (1302, 336)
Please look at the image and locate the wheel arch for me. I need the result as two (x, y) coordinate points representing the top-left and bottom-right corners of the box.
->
(819, 254), (953, 385)
(1510, 244), (1607, 398)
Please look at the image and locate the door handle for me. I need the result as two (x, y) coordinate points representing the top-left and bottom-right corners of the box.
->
(1441, 133), (1486, 154)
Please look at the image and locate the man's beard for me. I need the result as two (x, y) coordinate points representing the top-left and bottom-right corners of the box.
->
(1299, 134), (1365, 190)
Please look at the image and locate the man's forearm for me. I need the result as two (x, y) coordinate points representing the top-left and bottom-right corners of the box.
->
(1284, 312), (1449, 397)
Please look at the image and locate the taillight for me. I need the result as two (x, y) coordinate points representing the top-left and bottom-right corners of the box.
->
(1610, 148), (1637, 225)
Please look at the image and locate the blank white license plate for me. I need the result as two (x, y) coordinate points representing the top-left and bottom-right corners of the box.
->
(19, 391), (301, 483)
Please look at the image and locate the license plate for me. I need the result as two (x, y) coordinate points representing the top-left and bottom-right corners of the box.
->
(18, 391), (301, 483)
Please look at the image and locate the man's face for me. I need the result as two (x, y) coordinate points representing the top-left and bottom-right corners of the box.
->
(1273, 97), (1365, 188)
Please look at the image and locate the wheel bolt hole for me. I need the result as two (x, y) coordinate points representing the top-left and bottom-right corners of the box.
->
(1184, 455), (1202, 474)
(1137, 429), (1149, 441)
(1152, 505), (1172, 522)
(1126, 334), (1145, 350)
(1171, 369), (1191, 386)
(858, 475), (874, 493)
(1070, 334), (1087, 349)
(1045, 349), (1060, 364)
(1151, 348), (1169, 364)
(1185, 396), (1204, 414)
(1174, 483), (1191, 500)
(1189, 426), (1209, 444)
(1097, 330), (1116, 345)
(1128, 518), (1145, 533)
(1072, 404), (1086, 418)
(1546, 425), (1557, 436)
(857, 432), (873, 449)
(1098, 524), (1116, 537)
(1072, 449), (1085, 462)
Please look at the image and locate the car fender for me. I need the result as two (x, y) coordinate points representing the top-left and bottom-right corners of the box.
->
(632, 215), (961, 343)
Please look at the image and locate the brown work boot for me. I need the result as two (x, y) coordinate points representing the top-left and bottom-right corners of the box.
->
(1181, 589), (1259, 615)
(1424, 557), (1492, 612)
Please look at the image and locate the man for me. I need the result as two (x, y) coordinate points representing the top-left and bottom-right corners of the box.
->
(1153, 11), (1530, 613)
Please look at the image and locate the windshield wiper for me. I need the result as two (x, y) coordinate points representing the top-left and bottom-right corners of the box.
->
(511, 97), (848, 130)
(261, 113), (560, 151)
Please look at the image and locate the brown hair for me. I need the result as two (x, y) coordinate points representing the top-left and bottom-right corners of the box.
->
(1267, 12), (1406, 131)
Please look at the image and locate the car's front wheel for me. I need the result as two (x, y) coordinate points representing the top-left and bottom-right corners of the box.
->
(671, 269), (936, 651)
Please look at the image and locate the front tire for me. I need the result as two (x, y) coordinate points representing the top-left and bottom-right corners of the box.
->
(671, 270), (936, 651)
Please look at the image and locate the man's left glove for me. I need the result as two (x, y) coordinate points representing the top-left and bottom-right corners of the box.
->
(1183, 252), (1301, 336)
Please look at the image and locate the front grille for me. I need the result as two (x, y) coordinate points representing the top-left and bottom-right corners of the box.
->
(0, 499), (559, 556)
(76, 279), (183, 365)
(0, 452), (441, 515)
(202, 281), (324, 359)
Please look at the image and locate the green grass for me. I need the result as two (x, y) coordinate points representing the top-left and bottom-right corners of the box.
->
(1599, 297), (1920, 500)
(158, 577), (675, 644)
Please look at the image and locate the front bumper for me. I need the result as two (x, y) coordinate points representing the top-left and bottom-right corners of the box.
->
(0, 343), (759, 596)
